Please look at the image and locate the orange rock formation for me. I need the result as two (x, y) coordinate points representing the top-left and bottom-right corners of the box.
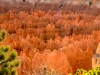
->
(0, 4), (100, 74)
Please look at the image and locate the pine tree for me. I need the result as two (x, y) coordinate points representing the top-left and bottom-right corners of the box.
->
(0, 30), (20, 75)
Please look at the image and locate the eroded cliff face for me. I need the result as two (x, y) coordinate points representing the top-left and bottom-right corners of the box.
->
(0, 0), (100, 13)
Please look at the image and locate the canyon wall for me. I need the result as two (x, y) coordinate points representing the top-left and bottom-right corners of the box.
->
(0, 0), (100, 13)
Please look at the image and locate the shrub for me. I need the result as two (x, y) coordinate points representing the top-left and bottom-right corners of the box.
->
(0, 30), (20, 75)
(69, 66), (100, 75)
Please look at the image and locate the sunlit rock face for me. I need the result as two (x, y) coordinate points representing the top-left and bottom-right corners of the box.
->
(92, 43), (100, 68)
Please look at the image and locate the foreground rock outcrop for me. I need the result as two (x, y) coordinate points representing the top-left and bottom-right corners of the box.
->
(92, 43), (100, 68)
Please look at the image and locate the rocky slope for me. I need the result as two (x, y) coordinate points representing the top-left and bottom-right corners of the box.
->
(0, 0), (100, 13)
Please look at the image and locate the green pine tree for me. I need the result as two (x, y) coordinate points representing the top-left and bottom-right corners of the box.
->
(0, 30), (20, 75)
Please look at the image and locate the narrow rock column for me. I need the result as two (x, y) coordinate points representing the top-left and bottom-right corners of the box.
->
(92, 43), (100, 68)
